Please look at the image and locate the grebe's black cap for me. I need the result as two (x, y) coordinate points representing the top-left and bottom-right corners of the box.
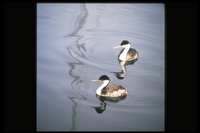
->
(121, 40), (130, 46)
(99, 75), (110, 81)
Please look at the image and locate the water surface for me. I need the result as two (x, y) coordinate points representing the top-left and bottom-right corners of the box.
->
(37, 3), (165, 131)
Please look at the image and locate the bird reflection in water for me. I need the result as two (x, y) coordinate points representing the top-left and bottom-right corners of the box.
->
(112, 40), (139, 79)
(90, 94), (127, 114)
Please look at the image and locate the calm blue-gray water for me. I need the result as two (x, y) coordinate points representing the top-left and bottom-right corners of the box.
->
(37, 3), (165, 131)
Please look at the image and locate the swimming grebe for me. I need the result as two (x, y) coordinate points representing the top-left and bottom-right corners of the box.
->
(92, 75), (128, 97)
(114, 40), (139, 62)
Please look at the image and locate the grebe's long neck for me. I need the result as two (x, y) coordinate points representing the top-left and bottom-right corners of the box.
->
(96, 80), (109, 96)
(119, 44), (130, 61)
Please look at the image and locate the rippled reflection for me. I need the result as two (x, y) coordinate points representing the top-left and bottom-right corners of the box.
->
(65, 4), (89, 131)
(67, 41), (88, 131)
(67, 60), (86, 131)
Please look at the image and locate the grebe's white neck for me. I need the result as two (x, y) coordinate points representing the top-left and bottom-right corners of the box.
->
(119, 44), (130, 61)
(96, 80), (109, 95)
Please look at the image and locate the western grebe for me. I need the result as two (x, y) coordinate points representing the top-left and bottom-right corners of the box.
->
(114, 40), (139, 62)
(92, 75), (128, 97)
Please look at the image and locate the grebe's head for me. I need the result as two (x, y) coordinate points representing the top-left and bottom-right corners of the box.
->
(113, 40), (131, 49)
(99, 75), (110, 81)
(92, 75), (110, 82)
(121, 40), (130, 46)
